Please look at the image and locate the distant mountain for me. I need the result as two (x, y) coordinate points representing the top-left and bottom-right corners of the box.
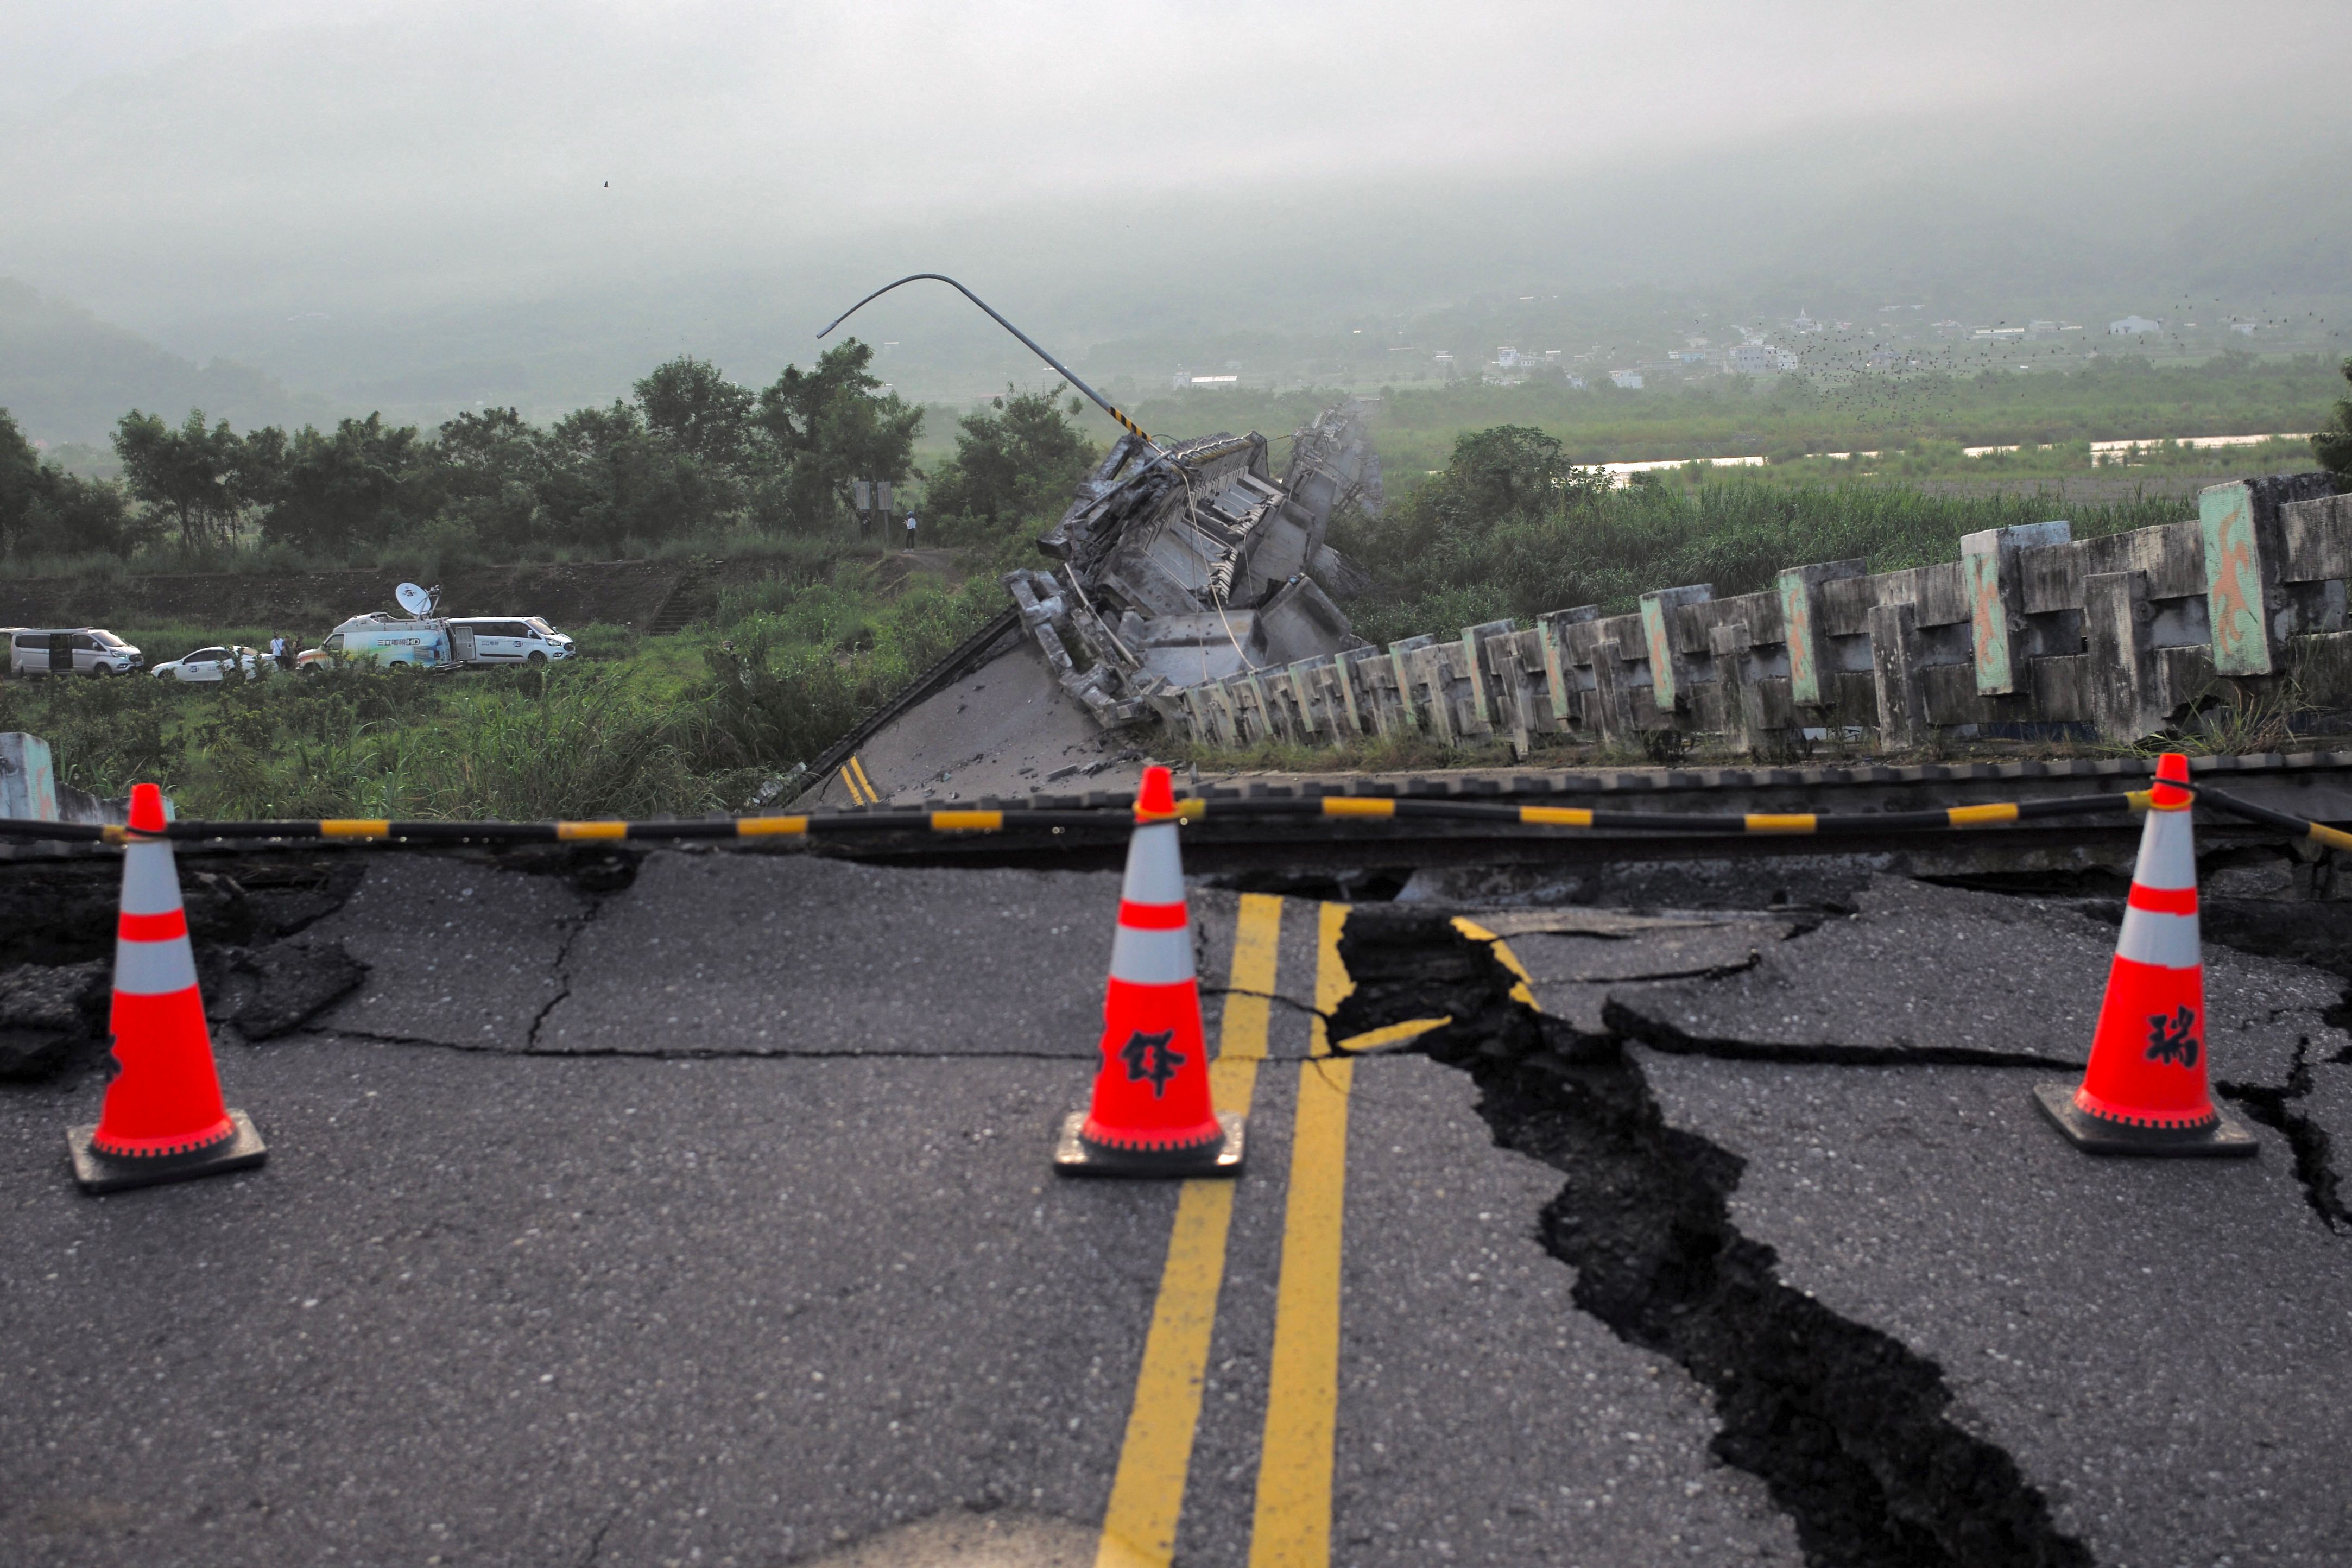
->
(0, 279), (335, 445)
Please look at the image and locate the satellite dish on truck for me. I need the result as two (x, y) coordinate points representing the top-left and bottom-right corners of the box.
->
(395, 583), (435, 617)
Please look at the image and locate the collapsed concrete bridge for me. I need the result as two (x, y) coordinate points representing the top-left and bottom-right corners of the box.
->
(1152, 470), (2350, 757)
(810, 460), (2344, 806)
(793, 400), (1383, 805)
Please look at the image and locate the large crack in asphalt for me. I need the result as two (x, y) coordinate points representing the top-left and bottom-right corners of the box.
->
(1331, 906), (2094, 1568)
(0, 845), (641, 1083)
(2220, 1036), (2347, 1231)
(526, 881), (614, 1052)
(1596, 996), (2081, 1071)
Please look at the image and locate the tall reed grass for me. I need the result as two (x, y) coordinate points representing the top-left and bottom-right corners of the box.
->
(1338, 478), (2195, 645)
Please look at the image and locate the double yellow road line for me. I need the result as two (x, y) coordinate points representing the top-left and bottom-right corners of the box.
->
(1095, 896), (1357, 1568)
(838, 755), (882, 806)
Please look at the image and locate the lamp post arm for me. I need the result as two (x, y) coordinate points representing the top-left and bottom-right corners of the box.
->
(817, 273), (1153, 446)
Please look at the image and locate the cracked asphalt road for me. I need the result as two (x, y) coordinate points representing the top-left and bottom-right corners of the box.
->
(1640, 1054), (2352, 1564)
(2, 847), (2348, 1565)
(1588, 876), (2328, 1082)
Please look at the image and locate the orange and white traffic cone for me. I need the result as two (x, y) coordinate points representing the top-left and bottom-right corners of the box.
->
(67, 783), (268, 1193)
(1054, 765), (1244, 1177)
(2034, 752), (2255, 1156)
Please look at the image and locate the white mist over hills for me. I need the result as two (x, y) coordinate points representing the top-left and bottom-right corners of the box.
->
(3, 1), (2347, 440)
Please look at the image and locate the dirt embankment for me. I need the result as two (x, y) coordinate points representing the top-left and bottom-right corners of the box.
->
(0, 560), (694, 633)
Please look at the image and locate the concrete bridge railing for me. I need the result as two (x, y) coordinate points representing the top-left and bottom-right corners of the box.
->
(1146, 473), (2350, 756)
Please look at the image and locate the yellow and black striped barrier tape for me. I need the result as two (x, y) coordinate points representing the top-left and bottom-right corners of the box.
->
(67, 809), (1029, 846)
(2182, 783), (2352, 856)
(5, 779), (2311, 849)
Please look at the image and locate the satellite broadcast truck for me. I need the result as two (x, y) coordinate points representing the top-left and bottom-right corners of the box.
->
(299, 584), (577, 673)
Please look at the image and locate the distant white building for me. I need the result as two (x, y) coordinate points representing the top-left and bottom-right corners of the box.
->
(1729, 344), (1798, 375)
(2109, 315), (2163, 335)
(1609, 369), (1645, 390)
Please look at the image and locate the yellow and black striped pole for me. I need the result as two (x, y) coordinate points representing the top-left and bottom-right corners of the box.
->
(11, 778), (2304, 851)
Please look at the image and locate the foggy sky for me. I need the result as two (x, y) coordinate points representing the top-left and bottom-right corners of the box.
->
(4, 1), (2349, 409)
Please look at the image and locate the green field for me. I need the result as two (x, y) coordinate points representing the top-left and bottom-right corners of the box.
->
(1096, 352), (2342, 483)
(0, 554), (1004, 820)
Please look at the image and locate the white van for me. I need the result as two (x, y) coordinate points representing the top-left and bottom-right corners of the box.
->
(300, 614), (451, 672)
(445, 617), (576, 665)
(8, 628), (145, 677)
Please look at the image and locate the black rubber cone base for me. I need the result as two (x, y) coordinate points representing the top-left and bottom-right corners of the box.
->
(68, 1110), (268, 1194)
(2032, 1083), (2258, 1158)
(1054, 1111), (1245, 1178)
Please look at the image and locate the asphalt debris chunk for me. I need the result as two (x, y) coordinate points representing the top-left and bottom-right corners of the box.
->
(201, 934), (371, 1041)
(0, 959), (108, 1080)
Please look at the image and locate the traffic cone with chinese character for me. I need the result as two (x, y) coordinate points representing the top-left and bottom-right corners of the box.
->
(67, 783), (267, 1193)
(2035, 753), (2255, 1156)
(1054, 766), (1243, 1177)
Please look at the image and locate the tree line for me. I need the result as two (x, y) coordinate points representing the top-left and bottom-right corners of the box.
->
(0, 340), (974, 564)
(0, 338), (1105, 567)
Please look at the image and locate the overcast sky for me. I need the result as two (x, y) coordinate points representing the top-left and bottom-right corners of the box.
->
(3, 2), (2347, 395)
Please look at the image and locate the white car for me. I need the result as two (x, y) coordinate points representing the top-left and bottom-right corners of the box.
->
(152, 646), (266, 684)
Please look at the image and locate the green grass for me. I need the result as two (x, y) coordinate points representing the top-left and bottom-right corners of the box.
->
(0, 659), (717, 819)
(0, 549), (1009, 819)
(1333, 475), (2201, 646)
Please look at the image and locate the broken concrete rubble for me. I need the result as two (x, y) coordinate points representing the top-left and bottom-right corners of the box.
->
(798, 402), (1380, 805)
(1011, 407), (1379, 725)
